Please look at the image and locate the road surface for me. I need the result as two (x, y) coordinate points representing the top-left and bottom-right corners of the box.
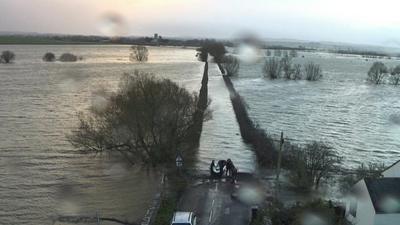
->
(178, 173), (266, 225)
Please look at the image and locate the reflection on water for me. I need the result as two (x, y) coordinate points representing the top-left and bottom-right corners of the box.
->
(0, 45), (253, 224)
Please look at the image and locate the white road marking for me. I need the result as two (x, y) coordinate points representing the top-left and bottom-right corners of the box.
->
(215, 182), (218, 191)
(209, 209), (213, 223)
(211, 199), (215, 208)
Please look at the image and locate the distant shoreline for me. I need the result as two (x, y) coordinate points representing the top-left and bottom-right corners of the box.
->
(1, 34), (397, 58)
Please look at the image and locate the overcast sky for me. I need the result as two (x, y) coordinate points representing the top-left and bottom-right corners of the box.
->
(1, 0), (400, 46)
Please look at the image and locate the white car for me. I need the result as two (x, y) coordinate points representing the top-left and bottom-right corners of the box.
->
(171, 211), (197, 225)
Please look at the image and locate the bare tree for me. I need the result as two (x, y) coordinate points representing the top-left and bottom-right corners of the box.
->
(221, 55), (240, 76)
(0, 50), (15, 63)
(286, 142), (342, 190)
(293, 64), (302, 80)
(43, 52), (56, 62)
(340, 163), (385, 192)
(389, 65), (400, 85)
(280, 54), (293, 79)
(130, 45), (149, 62)
(367, 62), (388, 84)
(263, 57), (281, 79)
(304, 62), (323, 81)
(68, 70), (206, 166)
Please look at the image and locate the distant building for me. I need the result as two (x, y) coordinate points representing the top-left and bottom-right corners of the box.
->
(345, 160), (400, 225)
(152, 33), (161, 45)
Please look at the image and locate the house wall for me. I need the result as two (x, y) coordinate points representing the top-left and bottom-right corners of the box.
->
(346, 180), (376, 225)
(382, 161), (400, 177)
(374, 214), (400, 225)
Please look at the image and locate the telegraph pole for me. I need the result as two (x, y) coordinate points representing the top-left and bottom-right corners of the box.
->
(276, 131), (284, 181)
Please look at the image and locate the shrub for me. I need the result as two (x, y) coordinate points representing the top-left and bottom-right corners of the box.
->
(42, 52), (56, 62)
(264, 57), (282, 79)
(285, 142), (342, 190)
(267, 199), (348, 225)
(390, 74), (400, 85)
(389, 65), (400, 85)
(292, 64), (302, 80)
(130, 45), (149, 62)
(340, 163), (385, 192)
(280, 55), (293, 79)
(367, 62), (387, 84)
(0, 50), (15, 63)
(221, 55), (240, 76)
(59, 53), (78, 62)
(304, 62), (323, 81)
(196, 40), (227, 63)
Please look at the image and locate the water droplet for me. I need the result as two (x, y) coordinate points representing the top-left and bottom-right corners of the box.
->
(98, 12), (126, 37)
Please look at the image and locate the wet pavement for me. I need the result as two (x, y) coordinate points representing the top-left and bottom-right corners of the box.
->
(178, 173), (266, 225)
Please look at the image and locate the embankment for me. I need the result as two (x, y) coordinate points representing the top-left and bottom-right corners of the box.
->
(222, 74), (277, 167)
(186, 61), (209, 145)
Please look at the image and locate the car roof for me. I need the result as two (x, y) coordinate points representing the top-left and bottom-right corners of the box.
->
(172, 212), (193, 223)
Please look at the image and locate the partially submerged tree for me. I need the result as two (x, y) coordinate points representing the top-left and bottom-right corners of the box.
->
(263, 57), (281, 79)
(304, 62), (323, 81)
(130, 45), (149, 62)
(42, 52), (56, 62)
(59, 53), (78, 62)
(285, 141), (342, 190)
(389, 65), (400, 85)
(196, 41), (227, 62)
(367, 62), (388, 84)
(221, 55), (240, 76)
(292, 64), (302, 80)
(280, 54), (293, 79)
(69, 70), (206, 166)
(196, 40), (227, 74)
(0, 50), (15, 63)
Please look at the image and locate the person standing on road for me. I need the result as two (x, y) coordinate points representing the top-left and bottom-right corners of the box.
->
(231, 167), (238, 184)
(226, 159), (234, 177)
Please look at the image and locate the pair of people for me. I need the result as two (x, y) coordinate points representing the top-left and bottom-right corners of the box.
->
(209, 158), (238, 183)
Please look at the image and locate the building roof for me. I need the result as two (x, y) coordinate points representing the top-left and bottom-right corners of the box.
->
(364, 178), (400, 214)
(382, 159), (400, 176)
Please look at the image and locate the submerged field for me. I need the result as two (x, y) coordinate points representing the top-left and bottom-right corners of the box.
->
(234, 51), (400, 167)
(0, 45), (253, 225)
(0, 45), (399, 224)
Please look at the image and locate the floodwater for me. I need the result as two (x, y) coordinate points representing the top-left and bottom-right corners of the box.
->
(1, 45), (399, 224)
(234, 51), (400, 168)
(0, 45), (254, 225)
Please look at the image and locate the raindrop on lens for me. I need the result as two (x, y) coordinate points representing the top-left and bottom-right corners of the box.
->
(98, 12), (126, 37)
